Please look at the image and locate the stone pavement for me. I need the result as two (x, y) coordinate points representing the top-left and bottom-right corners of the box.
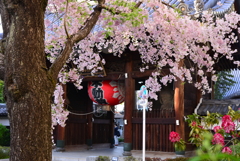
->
(0, 142), (194, 161)
(52, 142), (193, 161)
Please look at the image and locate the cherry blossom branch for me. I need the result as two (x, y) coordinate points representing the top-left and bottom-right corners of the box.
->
(161, 2), (175, 9)
(63, 0), (70, 38)
(48, 0), (105, 82)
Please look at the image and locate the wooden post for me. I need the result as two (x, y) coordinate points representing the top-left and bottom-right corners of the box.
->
(110, 106), (115, 148)
(87, 99), (93, 149)
(174, 60), (185, 142)
(196, 75), (203, 107)
(123, 53), (135, 156)
(55, 84), (67, 152)
(235, 0), (240, 14)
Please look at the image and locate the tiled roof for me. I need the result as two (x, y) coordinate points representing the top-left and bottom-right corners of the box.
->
(162, 0), (235, 17)
(195, 99), (240, 115)
(0, 103), (7, 116)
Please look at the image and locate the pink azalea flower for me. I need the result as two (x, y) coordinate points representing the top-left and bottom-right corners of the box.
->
(222, 115), (232, 122)
(212, 133), (224, 146)
(221, 115), (235, 133)
(169, 131), (180, 143)
(222, 121), (235, 133)
(213, 126), (221, 133)
(191, 121), (197, 127)
(198, 125), (203, 129)
(222, 147), (232, 154)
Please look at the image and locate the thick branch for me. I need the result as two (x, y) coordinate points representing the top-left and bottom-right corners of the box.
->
(48, 0), (105, 81)
(161, 2), (175, 9)
(72, 0), (104, 42)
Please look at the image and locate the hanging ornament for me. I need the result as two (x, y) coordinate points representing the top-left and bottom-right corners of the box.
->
(88, 80), (125, 105)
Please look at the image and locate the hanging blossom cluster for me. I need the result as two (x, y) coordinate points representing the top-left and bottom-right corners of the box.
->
(45, 0), (240, 126)
(51, 84), (69, 128)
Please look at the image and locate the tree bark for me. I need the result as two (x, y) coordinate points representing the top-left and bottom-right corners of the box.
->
(1, 0), (53, 160)
(0, 0), (105, 160)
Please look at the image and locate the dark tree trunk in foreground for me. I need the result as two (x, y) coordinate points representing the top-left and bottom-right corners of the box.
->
(0, 0), (104, 160)
(1, 0), (54, 160)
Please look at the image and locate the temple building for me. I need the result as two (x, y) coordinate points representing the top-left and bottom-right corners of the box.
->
(53, 0), (240, 156)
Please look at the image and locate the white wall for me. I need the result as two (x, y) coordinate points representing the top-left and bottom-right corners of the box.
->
(0, 118), (9, 126)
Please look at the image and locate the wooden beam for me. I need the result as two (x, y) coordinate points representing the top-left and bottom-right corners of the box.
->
(83, 72), (125, 81)
(132, 68), (170, 79)
(93, 119), (111, 124)
(132, 118), (175, 124)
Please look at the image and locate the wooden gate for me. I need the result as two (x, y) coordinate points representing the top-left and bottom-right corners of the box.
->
(132, 108), (176, 152)
(93, 118), (112, 143)
(65, 113), (87, 145)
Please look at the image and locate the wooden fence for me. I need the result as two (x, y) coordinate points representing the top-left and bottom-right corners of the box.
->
(65, 112), (113, 145)
(65, 113), (87, 145)
(132, 108), (176, 152)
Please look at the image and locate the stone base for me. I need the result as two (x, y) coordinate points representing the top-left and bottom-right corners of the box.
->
(87, 146), (93, 150)
(54, 147), (65, 152)
(110, 144), (115, 148)
(122, 151), (132, 156)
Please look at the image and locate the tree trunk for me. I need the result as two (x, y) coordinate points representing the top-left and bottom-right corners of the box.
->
(0, 0), (105, 160)
(2, 0), (54, 160)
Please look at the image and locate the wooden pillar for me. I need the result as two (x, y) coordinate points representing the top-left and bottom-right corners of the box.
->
(55, 84), (67, 152)
(123, 53), (135, 156)
(110, 106), (115, 148)
(235, 0), (240, 14)
(196, 76), (202, 106)
(87, 99), (93, 149)
(174, 60), (185, 141)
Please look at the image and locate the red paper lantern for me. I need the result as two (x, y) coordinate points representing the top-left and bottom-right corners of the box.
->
(88, 80), (125, 105)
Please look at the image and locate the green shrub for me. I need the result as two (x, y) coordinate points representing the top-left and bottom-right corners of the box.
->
(0, 124), (10, 146)
(96, 156), (110, 161)
(165, 157), (190, 161)
(124, 156), (139, 161)
(0, 146), (10, 159)
(118, 138), (124, 142)
(145, 157), (162, 161)
(230, 143), (240, 158)
(0, 80), (4, 103)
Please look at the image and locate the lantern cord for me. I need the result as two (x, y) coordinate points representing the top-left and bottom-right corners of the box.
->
(65, 104), (96, 115)
(110, 107), (115, 114)
(68, 110), (96, 116)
